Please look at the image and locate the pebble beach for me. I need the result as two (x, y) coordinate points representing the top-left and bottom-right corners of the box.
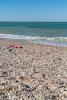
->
(0, 39), (67, 100)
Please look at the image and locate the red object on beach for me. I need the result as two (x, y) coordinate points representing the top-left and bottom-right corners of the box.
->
(8, 45), (22, 48)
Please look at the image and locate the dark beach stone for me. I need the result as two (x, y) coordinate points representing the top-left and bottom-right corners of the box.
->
(0, 92), (5, 96)
(0, 83), (5, 85)
(45, 84), (49, 90)
(0, 92), (7, 99)
(8, 48), (13, 52)
(59, 80), (65, 87)
(46, 52), (51, 54)
(15, 80), (18, 83)
(24, 85), (32, 92)
(1, 71), (8, 77)
(44, 96), (49, 100)
(20, 76), (24, 80)
(20, 46), (23, 48)
(22, 84), (32, 92)
(42, 73), (45, 78)
(2, 72), (7, 74)
(59, 80), (64, 85)
(16, 90), (22, 97)
(51, 95), (57, 100)
(57, 57), (62, 60)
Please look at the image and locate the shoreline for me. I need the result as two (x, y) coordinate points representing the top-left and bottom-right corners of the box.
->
(0, 37), (67, 47)
(0, 32), (67, 47)
(0, 38), (67, 100)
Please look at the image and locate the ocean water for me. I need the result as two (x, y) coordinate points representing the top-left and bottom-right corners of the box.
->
(0, 22), (67, 46)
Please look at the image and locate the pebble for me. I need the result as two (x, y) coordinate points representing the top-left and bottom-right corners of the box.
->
(63, 91), (67, 98)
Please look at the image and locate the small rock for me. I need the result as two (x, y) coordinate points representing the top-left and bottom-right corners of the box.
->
(63, 91), (67, 98)
(0, 62), (2, 67)
(8, 48), (13, 52)
(0, 92), (7, 99)
(59, 80), (64, 87)
(64, 88), (67, 91)
(1, 71), (8, 77)
(22, 84), (32, 92)
(51, 95), (57, 100)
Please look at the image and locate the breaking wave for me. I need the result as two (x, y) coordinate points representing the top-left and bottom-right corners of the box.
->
(0, 33), (67, 46)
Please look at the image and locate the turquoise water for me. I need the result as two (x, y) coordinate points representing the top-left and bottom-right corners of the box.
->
(0, 22), (67, 46)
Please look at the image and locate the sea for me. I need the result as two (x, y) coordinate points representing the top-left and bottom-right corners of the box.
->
(0, 22), (67, 46)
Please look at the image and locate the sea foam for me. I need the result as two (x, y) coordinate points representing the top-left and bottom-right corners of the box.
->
(0, 33), (67, 46)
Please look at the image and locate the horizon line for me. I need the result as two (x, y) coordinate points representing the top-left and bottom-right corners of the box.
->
(0, 21), (67, 22)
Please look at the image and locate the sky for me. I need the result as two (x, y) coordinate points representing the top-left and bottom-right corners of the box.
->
(0, 0), (67, 21)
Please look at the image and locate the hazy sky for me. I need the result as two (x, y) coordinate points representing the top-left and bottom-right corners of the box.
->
(0, 0), (67, 21)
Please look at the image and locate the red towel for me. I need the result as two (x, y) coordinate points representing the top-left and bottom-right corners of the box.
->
(8, 45), (22, 48)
